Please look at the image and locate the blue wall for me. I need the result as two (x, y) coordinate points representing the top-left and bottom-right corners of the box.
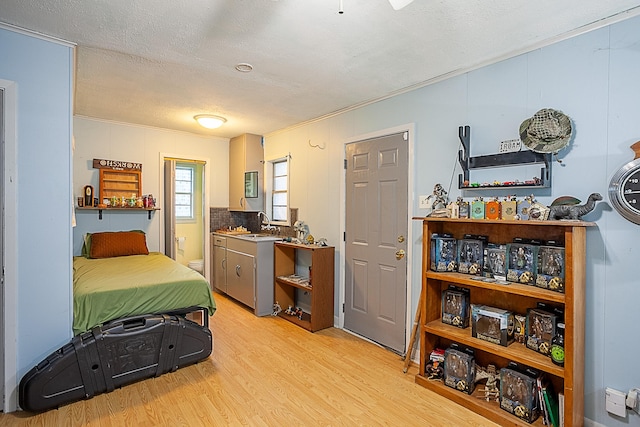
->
(0, 27), (73, 409)
(266, 14), (640, 426)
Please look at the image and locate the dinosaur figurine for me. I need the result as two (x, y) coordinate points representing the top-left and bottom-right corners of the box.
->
(548, 193), (602, 220)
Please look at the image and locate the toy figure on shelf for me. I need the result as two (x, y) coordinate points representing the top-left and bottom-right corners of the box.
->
(428, 183), (449, 218)
(426, 359), (444, 380)
(475, 364), (500, 402)
(284, 305), (295, 316)
(548, 193), (602, 220)
(272, 301), (282, 316)
(294, 220), (309, 242)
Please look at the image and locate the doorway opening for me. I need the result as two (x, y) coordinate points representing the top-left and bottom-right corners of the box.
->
(162, 157), (210, 281)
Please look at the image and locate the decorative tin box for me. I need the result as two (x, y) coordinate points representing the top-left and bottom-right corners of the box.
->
(471, 304), (514, 347)
(506, 242), (538, 285)
(444, 344), (476, 395)
(485, 198), (501, 220)
(471, 198), (485, 219)
(536, 244), (565, 293)
(500, 363), (540, 423)
(501, 197), (518, 220)
(430, 234), (457, 272)
(517, 196), (533, 220)
(442, 286), (470, 328)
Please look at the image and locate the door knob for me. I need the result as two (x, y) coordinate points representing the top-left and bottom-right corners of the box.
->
(395, 249), (405, 260)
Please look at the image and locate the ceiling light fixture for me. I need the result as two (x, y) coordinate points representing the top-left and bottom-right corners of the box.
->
(388, 0), (415, 10)
(235, 63), (253, 72)
(194, 114), (227, 129)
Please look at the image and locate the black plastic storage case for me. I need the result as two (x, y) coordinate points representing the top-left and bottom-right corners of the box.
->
(19, 309), (212, 412)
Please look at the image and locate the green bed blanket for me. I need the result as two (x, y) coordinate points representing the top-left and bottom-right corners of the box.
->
(73, 252), (216, 335)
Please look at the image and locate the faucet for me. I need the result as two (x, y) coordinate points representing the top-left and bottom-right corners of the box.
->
(257, 211), (275, 232)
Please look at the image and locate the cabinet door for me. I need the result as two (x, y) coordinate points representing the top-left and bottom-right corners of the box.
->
(213, 245), (227, 293)
(229, 134), (264, 211)
(229, 135), (246, 210)
(226, 249), (256, 309)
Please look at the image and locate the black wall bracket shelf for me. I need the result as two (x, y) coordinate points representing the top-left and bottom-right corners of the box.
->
(457, 125), (551, 190)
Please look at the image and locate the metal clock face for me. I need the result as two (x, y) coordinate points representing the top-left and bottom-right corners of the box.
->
(609, 158), (640, 224)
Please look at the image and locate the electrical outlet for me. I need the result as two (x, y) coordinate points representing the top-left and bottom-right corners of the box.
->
(627, 388), (640, 414)
(606, 387), (627, 417)
(418, 195), (432, 209)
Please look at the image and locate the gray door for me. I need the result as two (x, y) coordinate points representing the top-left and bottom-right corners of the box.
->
(344, 132), (408, 353)
(0, 88), (4, 406)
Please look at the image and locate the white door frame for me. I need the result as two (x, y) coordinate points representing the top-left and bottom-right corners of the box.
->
(338, 123), (416, 352)
(158, 153), (212, 284)
(1, 79), (18, 412)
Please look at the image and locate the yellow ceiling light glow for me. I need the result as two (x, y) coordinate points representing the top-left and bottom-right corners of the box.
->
(194, 114), (227, 129)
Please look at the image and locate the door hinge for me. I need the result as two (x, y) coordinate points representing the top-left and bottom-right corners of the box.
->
(343, 231), (346, 242)
(344, 159), (347, 169)
(342, 303), (345, 313)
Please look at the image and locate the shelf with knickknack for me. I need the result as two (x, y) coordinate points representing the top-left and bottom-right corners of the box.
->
(457, 125), (552, 190)
(274, 241), (334, 332)
(413, 216), (593, 427)
(76, 206), (160, 220)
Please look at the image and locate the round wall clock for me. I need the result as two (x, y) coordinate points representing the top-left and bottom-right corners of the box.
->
(609, 141), (640, 225)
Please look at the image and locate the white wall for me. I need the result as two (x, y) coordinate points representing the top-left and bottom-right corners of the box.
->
(0, 26), (74, 410)
(72, 117), (228, 257)
(264, 15), (640, 426)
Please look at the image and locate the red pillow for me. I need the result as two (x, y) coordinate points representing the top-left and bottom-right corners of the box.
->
(89, 231), (149, 259)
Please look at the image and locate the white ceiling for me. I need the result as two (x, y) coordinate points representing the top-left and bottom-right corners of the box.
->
(2, 0), (640, 138)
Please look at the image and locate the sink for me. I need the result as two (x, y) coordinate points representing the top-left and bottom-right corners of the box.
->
(235, 233), (282, 241)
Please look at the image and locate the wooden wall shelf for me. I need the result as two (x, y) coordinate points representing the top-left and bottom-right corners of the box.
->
(457, 125), (552, 190)
(76, 207), (159, 220)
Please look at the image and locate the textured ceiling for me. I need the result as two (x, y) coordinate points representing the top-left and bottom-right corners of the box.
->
(2, 0), (640, 138)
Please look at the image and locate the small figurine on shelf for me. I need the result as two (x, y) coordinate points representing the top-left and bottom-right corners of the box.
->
(294, 307), (304, 320)
(428, 183), (449, 218)
(475, 364), (500, 402)
(548, 193), (602, 221)
(294, 220), (309, 242)
(284, 305), (295, 316)
(426, 359), (444, 380)
(272, 301), (282, 316)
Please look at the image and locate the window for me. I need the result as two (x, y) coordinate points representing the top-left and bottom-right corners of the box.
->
(175, 164), (194, 220)
(270, 158), (289, 224)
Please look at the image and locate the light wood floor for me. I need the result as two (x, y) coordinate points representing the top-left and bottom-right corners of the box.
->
(1, 293), (499, 426)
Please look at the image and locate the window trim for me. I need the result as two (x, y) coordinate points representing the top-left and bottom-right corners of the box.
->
(175, 163), (195, 222)
(266, 156), (290, 226)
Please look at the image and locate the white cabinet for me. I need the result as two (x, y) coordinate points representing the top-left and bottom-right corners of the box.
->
(229, 133), (264, 211)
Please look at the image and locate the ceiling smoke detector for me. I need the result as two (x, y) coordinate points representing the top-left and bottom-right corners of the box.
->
(235, 63), (253, 73)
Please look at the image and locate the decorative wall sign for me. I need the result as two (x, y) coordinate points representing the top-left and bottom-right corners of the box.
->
(93, 158), (142, 171)
(499, 139), (521, 153)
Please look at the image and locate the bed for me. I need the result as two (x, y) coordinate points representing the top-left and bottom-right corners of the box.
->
(73, 230), (216, 334)
(19, 230), (217, 412)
